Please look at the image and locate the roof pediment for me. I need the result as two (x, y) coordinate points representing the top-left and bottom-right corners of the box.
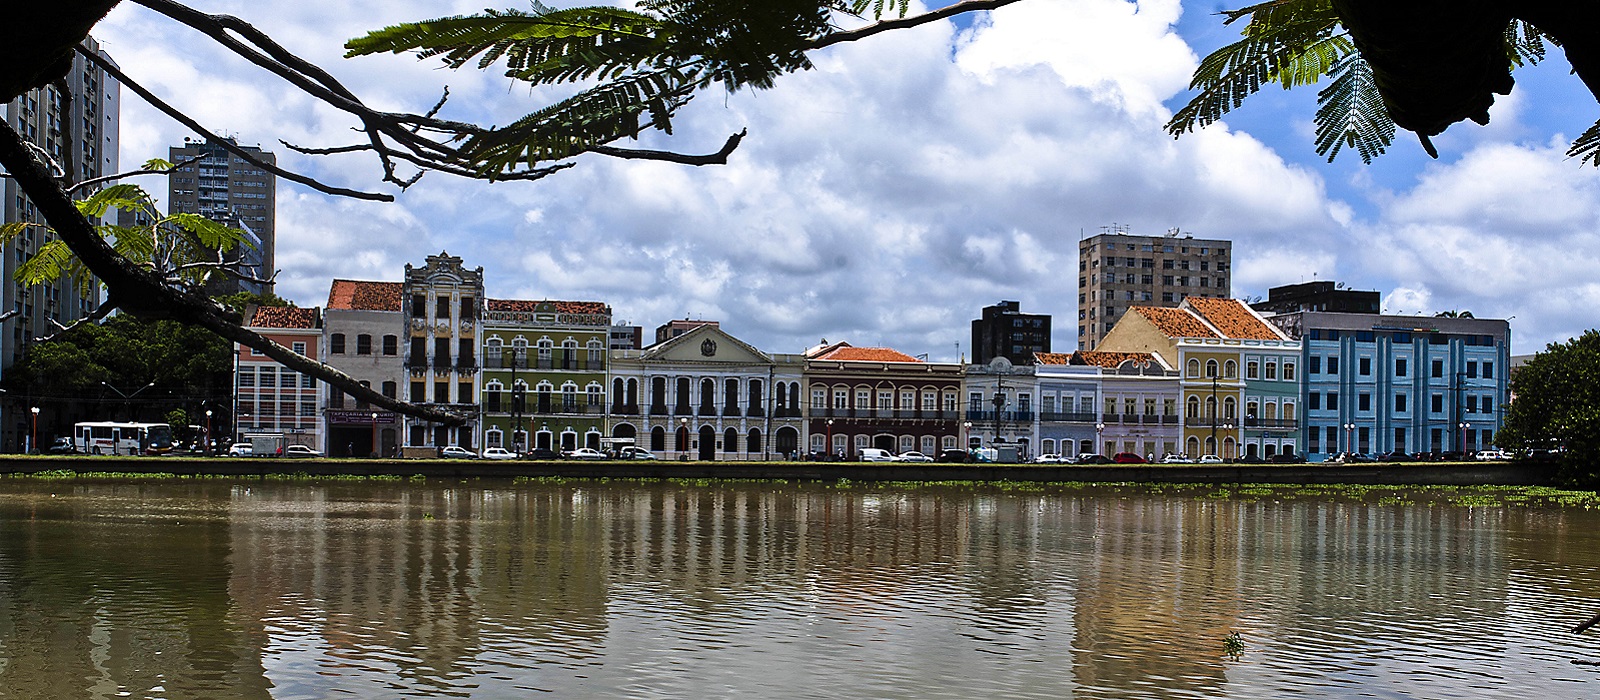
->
(641, 324), (771, 364)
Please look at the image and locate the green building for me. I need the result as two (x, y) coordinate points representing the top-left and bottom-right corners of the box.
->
(479, 299), (612, 452)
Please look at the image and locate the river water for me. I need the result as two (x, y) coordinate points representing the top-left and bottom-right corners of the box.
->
(1, 478), (1598, 699)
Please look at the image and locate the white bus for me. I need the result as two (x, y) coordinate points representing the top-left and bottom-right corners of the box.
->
(75, 422), (175, 456)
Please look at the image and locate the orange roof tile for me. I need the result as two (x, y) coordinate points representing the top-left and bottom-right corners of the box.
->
(1034, 352), (1074, 365)
(814, 346), (923, 363)
(250, 305), (317, 329)
(1134, 306), (1217, 338)
(1186, 298), (1281, 340)
(328, 280), (402, 311)
(1072, 350), (1158, 368)
(486, 299), (610, 315)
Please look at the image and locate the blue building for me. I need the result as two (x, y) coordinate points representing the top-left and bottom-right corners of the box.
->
(1264, 311), (1510, 461)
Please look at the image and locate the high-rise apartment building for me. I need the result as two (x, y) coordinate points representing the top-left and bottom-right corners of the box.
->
(1077, 227), (1232, 351)
(167, 137), (276, 293)
(1, 37), (117, 371)
(971, 300), (1050, 366)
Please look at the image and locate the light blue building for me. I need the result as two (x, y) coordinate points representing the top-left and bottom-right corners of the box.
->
(1266, 311), (1510, 461)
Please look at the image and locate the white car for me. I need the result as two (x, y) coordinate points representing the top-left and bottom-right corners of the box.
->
(565, 447), (607, 460)
(481, 447), (518, 460)
(858, 448), (896, 462)
(1198, 454), (1225, 464)
(895, 451), (934, 463)
(1032, 453), (1065, 464)
(619, 446), (659, 460)
(227, 443), (253, 457)
(440, 445), (477, 459)
(1160, 454), (1196, 464)
(283, 444), (322, 458)
(1475, 449), (1512, 461)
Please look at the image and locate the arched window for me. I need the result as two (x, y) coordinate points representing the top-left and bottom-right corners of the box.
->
(1223, 359), (1237, 378)
(1187, 358), (1200, 377)
(651, 426), (666, 451)
(357, 334), (373, 355)
(612, 378), (625, 409)
(1223, 396), (1236, 420)
(724, 427), (738, 454)
(1205, 359), (1219, 378)
(381, 381), (397, 399)
(1246, 400), (1259, 422)
(330, 333), (346, 354)
(1205, 395), (1217, 420)
(700, 378), (716, 414)
(1186, 395), (1200, 419)
(382, 335), (398, 355)
(746, 429), (762, 453)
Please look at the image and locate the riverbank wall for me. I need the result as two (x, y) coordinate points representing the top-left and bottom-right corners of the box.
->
(0, 456), (1559, 486)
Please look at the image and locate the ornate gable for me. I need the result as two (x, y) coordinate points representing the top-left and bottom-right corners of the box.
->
(642, 324), (771, 365)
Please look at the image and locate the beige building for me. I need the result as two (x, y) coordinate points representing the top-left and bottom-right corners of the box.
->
(1077, 228), (1231, 351)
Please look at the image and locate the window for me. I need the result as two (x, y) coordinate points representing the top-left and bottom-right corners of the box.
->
(382, 381), (397, 399)
(1432, 359), (1443, 378)
(1187, 359), (1201, 378)
(1309, 356), (1321, 374)
(239, 370), (254, 388)
(1483, 362), (1494, 379)
(1396, 357), (1407, 377)
(330, 333), (346, 354)
(1308, 392), (1320, 410)
(435, 296), (451, 319)
(357, 334), (372, 355)
(1431, 394), (1443, 413)
(1283, 362), (1296, 381)
(1359, 357), (1371, 375)
(435, 381), (449, 403)
(1395, 394), (1407, 412)
(1327, 357), (1339, 374)
(1467, 395), (1478, 413)
(1224, 360), (1237, 378)
(459, 382), (474, 404)
(1327, 392), (1339, 410)
(383, 335), (398, 355)
(1467, 361), (1478, 378)
(1358, 393), (1371, 412)
(292, 341), (307, 355)
(280, 372), (296, 388)
(1246, 361), (1259, 380)
(302, 374), (314, 389)
(1265, 361), (1277, 380)
(1483, 396), (1493, 414)
(411, 381), (424, 401)
(1206, 359), (1219, 378)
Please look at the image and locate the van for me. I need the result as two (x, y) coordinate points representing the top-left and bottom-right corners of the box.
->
(858, 448), (896, 462)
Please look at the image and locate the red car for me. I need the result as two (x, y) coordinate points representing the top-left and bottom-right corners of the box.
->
(1112, 452), (1148, 464)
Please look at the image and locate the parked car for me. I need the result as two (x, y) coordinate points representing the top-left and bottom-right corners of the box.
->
(895, 451), (934, 463)
(1377, 450), (1412, 462)
(440, 445), (477, 459)
(618, 446), (659, 460)
(1475, 449), (1513, 461)
(1076, 453), (1113, 464)
(44, 437), (78, 455)
(1324, 451), (1373, 463)
(1032, 453), (1066, 464)
(565, 447), (607, 460)
(1268, 452), (1306, 464)
(228, 443), (254, 457)
(1159, 454), (1194, 464)
(481, 447), (518, 460)
(1112, 452), (1147, 464)
(283, 444), (322, 458)
(1198, 454), (1225, 464)
(936, 449), (972, 463)
(858, 448), (896, 462)
(521, 447), (560, 461)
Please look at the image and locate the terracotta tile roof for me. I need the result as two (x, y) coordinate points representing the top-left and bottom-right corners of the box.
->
(486, 299), (611, 315)
(813, 346), (923, 363)
(250, 305), (317, 329)
(1071, 350), (1158, 369)
(1034, 352), (1074, 365)
(328, 280), (402, 311)
(1186, 298), (1281, 340)
(1134, 306), (1217, 338)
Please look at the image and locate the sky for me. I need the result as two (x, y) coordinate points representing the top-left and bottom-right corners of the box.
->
(91, 0), (1600, 360)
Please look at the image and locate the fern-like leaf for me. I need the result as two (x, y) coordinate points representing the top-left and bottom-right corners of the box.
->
(1568, 118), (1600, 167)
(16, 240), (77, 288)
(172, 213), (250, 252)
(1314, 53), (1393, 164)
(74, 184), (154, 220)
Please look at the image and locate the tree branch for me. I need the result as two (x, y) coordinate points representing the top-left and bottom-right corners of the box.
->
(591, 129), (747, 165)
(808, 0), (1024, 50)
(0, 120), (465, 426)
(68, 154), (205, 196)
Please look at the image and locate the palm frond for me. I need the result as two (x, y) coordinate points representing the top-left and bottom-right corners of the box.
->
(459, 67), (695, 173)
(1569, 118), (1600, 167)
(1314, 53), (1394, 163)
(1167, 0), (1345, 136)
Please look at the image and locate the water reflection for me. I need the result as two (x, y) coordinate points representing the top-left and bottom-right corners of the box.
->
(0, 480), (1597, 698)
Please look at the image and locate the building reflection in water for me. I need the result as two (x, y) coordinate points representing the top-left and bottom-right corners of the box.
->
(0, 480), (1595, 699)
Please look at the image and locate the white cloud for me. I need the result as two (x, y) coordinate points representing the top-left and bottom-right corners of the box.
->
(83, 0), (1600, 358)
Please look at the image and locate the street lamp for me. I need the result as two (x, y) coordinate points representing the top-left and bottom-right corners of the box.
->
(1344, 422), (1356, 455)
(680, 416), (688, 457)
(204, 409), (213, 455)
(372, 412), (380, 458)
(962, 420), (972, 451)
(101, 381), (156, 420)
(827, 418), (835, 459)
(1458, 421), (1470, 455)
(1096, 421), (1105, 456)
(1221, 420), (1236, 460)
(29, 406), (39, 454)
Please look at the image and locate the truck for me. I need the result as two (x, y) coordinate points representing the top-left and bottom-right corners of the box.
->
(245, 432), (287, 457)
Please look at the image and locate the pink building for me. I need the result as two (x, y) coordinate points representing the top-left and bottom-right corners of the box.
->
(235, 306), (324, 449)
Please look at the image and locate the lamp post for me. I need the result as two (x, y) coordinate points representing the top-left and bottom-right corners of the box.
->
(1344, 422), (1356, 455)
(204, 409), (213, 455)
(101, 381), (156, 420)
(29, 406), (39, 454)
(680, 416), (689, 458)
(1096, 421), (1105, 456)
(1458, 421), (1469, 456)
(371, 412), (379, 458)
(1221, 421), (1235, 460)
(826, 418), (835, 459)
(962, 420), (972, 451)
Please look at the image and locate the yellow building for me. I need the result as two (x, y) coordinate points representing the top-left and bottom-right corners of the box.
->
(1095, 298), (1292, 459)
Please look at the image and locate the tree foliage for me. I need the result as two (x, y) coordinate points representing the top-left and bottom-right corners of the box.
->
(1499, 330), (1600, 485)
(1166, 0), (1586, 164)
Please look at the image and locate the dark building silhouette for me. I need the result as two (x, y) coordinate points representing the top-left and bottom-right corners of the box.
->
(1252, 281), (1380, 314)
(971, 301), (1051, 366)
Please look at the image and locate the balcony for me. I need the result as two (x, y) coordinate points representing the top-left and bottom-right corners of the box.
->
(455, 361), (477, 373)
(1245, 417), (1299, 430)
(613, 404), (640, 415)
(432, 356), (452, 370)
(1041, 411), (1097, 422)
(650, 404), (669, 416)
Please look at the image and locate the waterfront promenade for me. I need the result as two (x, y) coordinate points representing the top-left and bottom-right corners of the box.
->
(0, 455), (1557, 486)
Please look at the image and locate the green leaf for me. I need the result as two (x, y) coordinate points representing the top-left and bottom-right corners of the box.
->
(172, 213), (250, 252)
(74, 183), (155, 220)
(1568, 118), (1600, 167)
(16, 240), (76, 287)
(1313, 53), (1394, 164)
